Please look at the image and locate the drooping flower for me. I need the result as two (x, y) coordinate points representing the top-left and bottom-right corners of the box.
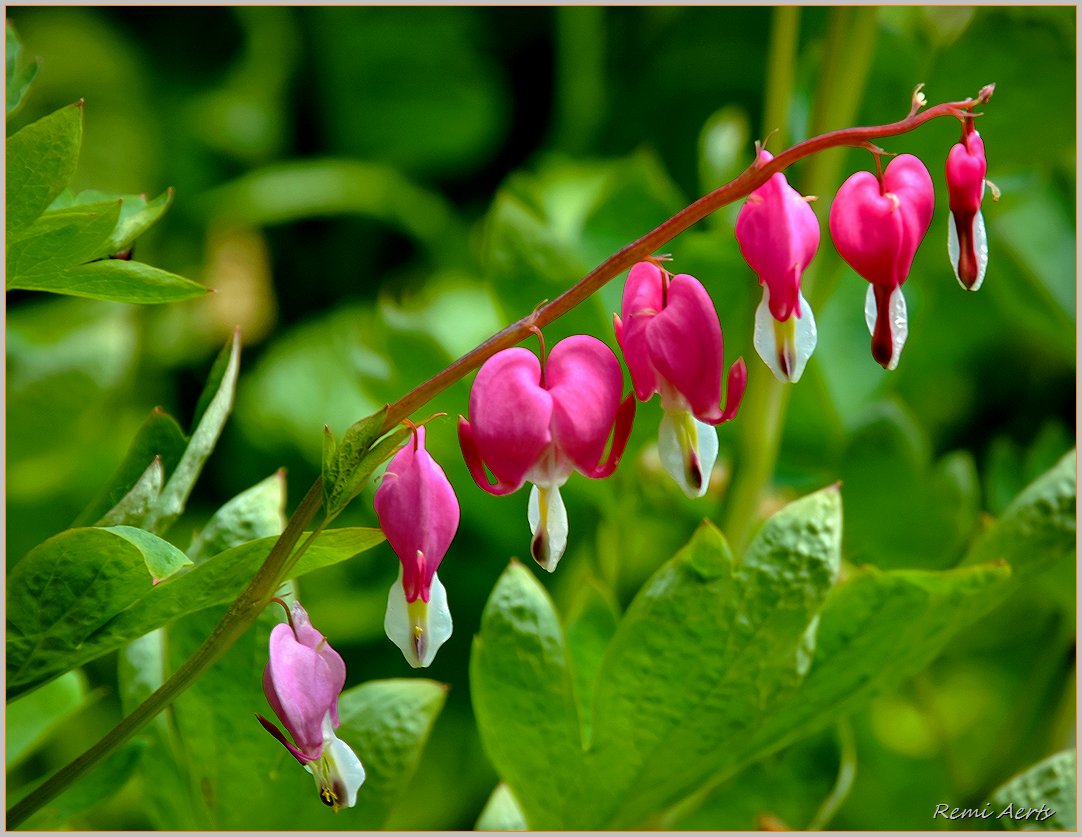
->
(735, 150), (821, 383)
(374, 425), (458, 668)
(945, 119), (989, 290)
(257, 600), (365, 811)
(614, 261), (746, 498)
(458, 334), (635, 572)
(828, 154), (935, 370)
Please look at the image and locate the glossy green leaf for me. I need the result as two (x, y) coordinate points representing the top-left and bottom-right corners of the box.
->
(51, 188), (176, 257)
(563, 578), (619, 747)
(332, 678), (449, 829)
(102, 524), (194, 583)
(74, 408), (187, 528)
(187, 471), (286, 562)
(990, 750), (1076, 830)
(323, 406), (395, 520)
(738, 561), (1012, 768)
(6, 526), (384, 698)
(6, 22), (39, 119)
(6, 101), (82, 234)
(470, 561), (586, 829)
(146, 331), (240, 533)
(95, 457), (165, 528)
(8, 257), (208, 304)
(7, 201), (121, 278)
(475, 784), (529, 831)
(964, 448), (1076, 584)
(584, 486), (841, 828)
(6, 671), (89, 769)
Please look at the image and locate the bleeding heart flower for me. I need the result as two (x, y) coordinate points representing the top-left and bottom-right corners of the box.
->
(458, 334), (635, 572)
(614, 261), (746, 497)
(735, 149), (821, 383)
(828, 154), (934, 370)
(257, 600), (365, 811)
(374, 425), (458, 668)
(946, 120), (989, 291)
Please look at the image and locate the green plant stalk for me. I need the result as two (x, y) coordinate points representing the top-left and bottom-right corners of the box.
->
(722, 7), (880, 554)
(7, 479), (326, 829)
(806, 719), (858, 830)
(9, 84), (993, 829)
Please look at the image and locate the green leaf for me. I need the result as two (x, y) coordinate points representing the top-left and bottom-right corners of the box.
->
(96, 457), (165, 528)
(470, 561), (586, 829)
(17, 742), (145, 829)
(964, 448), (1076, 584)
(8, 257), (208, 304)
(56, 188), (175, 256)
(6, 101), (83, 234)
(6, 671), (89, 769)
(476, 784), (529, 831)
(990, 750), (1076, 830)
(6, 22), (39, 119)
(332, 679), (448, 829)
(187, 471), (286, 562)
(146, 331), (240, 533)
(737, 561), (1012, 769)
(102, 524), (194, 583)
(117, 630), (201, 829)
(583, 486), (841, 828)
(325, 425), (411, 520)
(7, 202), (121, 281)
(322, 406), (397, 520)
(563, 578), (619, 747)
(74, 407), (188, 528)
(6, 526), (384, 698)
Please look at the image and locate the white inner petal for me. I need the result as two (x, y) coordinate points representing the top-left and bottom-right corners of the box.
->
(657, 410), (718, 499)
(753, 286), (817, 383)
(527, 483), (568, 572)
(383, 566), (454, 668)
(864, 285), (908, 371)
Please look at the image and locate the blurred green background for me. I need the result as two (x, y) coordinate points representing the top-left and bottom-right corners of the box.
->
(6, 6), (1075, 830)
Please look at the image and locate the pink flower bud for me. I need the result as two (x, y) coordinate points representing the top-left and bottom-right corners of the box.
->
(828, 154), (934, 370)
(375, 425), (458, 667)
(458, 335), (635, 571)
(614, 262), (746, 497)
(258, 601), (365, 810)
(735, 150), (821, 382)
(945, 123), (988, 290)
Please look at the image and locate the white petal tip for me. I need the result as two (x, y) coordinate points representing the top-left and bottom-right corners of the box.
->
(657, 411), (718, 498)
(527, 484), (568, 572)
(753, 288), (817, 383)
(384, 568), (453, 668)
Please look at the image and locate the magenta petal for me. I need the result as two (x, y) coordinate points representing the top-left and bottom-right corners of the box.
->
(546, 335), (625, 474)
(374, 426), (460, 603)
(616, 262), (665, 400)
(881, 154), (934, 281)
(829, 170), (906, 289)
(735, 150), (820, 321)
(465, 348), (553, 489)
(257, 714), (312, 765)
(458, 418), (522, 496)
(265, 622), (341, 758)
(579, 393), (636, 478)
(644, 274), (725, 421)
(946, 131), (986, 215)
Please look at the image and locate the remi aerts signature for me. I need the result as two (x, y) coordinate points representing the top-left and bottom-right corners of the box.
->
(933, 803), (1056, 823)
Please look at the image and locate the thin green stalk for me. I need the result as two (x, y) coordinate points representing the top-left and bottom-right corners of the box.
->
(763, 7), (801, 149)
(10, 80), (992, 828)
(7, 478), (326, 829)
(806, 719), (858, 830)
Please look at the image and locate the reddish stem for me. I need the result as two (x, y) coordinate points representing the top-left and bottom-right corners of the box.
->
(380, 90), (991, 433)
